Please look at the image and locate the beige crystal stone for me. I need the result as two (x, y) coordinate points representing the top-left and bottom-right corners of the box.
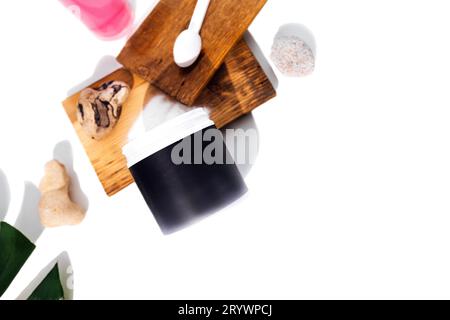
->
(39, 160), (85, 227)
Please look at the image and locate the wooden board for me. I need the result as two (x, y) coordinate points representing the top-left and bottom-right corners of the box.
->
(63, 39), (276, 196)
(117, 0), (268, 106)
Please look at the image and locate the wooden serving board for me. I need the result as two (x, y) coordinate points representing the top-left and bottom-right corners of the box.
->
(63, 39), (275, 196)
(117, 0), (268, 106)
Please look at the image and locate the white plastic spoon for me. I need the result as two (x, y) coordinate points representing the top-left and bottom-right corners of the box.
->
(173, 0), (211, 68)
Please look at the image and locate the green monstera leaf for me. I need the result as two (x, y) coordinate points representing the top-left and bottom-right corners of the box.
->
(0, 222), (36, 297)
(0, 172), (69, 300)
(28, 264), (64, 300)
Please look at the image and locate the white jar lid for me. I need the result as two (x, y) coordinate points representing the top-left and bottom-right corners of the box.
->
(122, 108), (214, 167)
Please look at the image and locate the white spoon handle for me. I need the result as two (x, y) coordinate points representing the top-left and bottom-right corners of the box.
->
(188, 0), (211, 34)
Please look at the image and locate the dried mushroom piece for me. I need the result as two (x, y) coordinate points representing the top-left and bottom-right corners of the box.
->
(77, 80), (130, 140)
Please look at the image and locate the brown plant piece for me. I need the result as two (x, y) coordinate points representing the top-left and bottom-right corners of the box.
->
(39, 160), (85, 227)
(77, 81), (130, 140)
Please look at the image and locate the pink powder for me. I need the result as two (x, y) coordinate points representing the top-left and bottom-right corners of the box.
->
(271, 35), (315, 77)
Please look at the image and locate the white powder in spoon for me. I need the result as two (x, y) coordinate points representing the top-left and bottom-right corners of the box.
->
(271, 35), (315, 77)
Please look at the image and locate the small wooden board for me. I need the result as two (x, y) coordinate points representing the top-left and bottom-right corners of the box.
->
(63, 39), (275, 196)
(117, 0), (268, 106)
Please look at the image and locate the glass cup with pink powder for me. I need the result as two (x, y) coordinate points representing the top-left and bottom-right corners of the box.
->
(59, 0), (134, 40)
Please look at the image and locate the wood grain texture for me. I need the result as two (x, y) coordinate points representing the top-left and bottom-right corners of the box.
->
(117, 0), (268, 106)
(62, 69), (152, 196)
(198, 39), (276, 128)
(63, 40), (275, 197)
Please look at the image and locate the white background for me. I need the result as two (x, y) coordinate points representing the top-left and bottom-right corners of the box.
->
(1, 0), (450, 300)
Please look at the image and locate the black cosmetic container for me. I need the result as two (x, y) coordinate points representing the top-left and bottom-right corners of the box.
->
(122, 109), (248, 234)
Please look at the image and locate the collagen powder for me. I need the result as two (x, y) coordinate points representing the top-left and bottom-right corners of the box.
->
(271, 35), (315, 77)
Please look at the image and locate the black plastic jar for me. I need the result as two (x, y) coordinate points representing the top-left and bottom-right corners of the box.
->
(122, 109), (247, 234)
